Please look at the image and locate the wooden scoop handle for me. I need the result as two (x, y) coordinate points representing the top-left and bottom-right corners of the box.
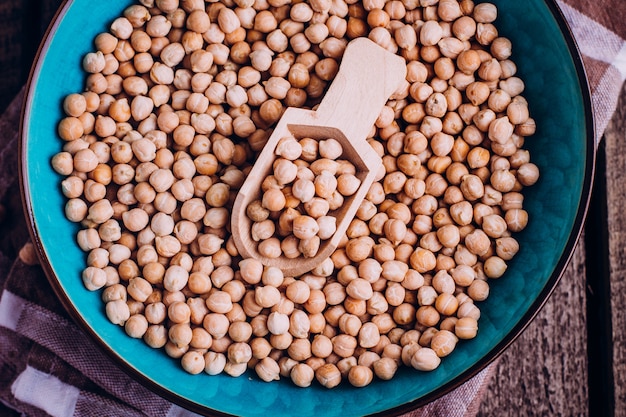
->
(310, 37), (407, 142)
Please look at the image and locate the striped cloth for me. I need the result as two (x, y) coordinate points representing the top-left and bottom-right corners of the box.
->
(1, 1), (625, 416)
(557, 0), (626, 142)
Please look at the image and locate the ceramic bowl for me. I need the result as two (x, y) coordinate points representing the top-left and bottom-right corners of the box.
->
(20, 0), (595, 416)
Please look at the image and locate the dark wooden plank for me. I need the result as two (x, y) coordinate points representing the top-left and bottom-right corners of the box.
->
(602, 82), (626, 417)
(477, 240), (588, 416)
(0, 0), (63, 112)
(0, 0), (29, 111)
(585, 139), (614, 417)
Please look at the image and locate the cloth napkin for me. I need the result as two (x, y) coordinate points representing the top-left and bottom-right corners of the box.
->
(556, 0), (626, 143)
(1, 1), (625, 416)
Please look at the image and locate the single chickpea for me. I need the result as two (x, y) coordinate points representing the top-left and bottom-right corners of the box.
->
(517, 162), (540, 186)
(273, 158), (298, 185)
(290, 363), (315, 387)
(393, 303), (416, 325)
(165, 300), (191, 324)
(178, 350), (204, 375)
(373, 357), (398, 381)
(358, 322), (381, 349)
(226, 342), (252, 365)
(255, 357), (281, 382)
(303, 289), (326, 314)
(430, 329), (458, 358)
(455, 316), (479, 339)
(82, 266), (107, 291)
(490, 169), (517, 193)
(124, 314), (149, 339)
(292, 215), (320, 240)
(251, 219), (275, 242)
(203, 351), (227, 375)
(250, 234), (280, 256)
(317, 139), (342, 160)
(467, 279), (490, 302)
(315, 363), (342, 389)
(163, 265), (189, 293)
(254, 285), (281, 309)
(267, 311), (290, 335)
(141, 324), (167, 349)
(304, 197), (330, 219)
(332, 334), (357, 358)
(337, 312), (361, 336)
(483, 256), (508, 278)
(217, 7), (241, 34)
(495, 236), (520, 260)
(228, 321), (253, 344)
(105, 299), (131, 326)
(344, 235), (375, 263)
(261, 188), (286, 212)
(203, 313), (230, 340)
(345, 277), (373, 301)
(348, 365), (373, 388)
(410, 347), (441, 371)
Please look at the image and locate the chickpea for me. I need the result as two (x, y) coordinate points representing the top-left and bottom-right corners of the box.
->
(123, 272), (151, 301)
(124, 314), (149, 339)
(483, 256), (508, 278)
(332, 334), (357, 358)
(358, 322), (381, 349)
(252, 285), (279, 309)
(517, 162), (540, 186)
(81, 266), (107, 291)
(140, 324), (167, 349)
(292, 215), (320, 240)
(228, 321), (253, 343)
(420, 20), (443, 46)
(105, 299), (131, 325)
(163, 265), (189, 293)
(430, 329), (458, 358)
(372, 357), (398, 381)
(203, 351), (227, 375)
(254, 357), (280, 382)
(410, 347), (440, 371)
(314, 363), (341, 388)
(348, 365), (374, 388)
(289, 363), (314, 387)
(455, 316), (479, 339)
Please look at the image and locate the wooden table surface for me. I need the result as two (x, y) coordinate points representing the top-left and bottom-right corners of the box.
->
(1, 1), (623, 416)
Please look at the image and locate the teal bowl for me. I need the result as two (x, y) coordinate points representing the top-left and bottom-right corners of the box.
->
(20, 1), (595, 416)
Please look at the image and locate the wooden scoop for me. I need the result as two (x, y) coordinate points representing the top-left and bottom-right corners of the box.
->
(231, 38), (407, 277)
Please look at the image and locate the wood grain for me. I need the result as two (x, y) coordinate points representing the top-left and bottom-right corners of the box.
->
(601, 82), (626, 417)
(477, 240), (589, 416)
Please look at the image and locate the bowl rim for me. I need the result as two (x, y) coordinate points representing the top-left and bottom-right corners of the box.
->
(17, 0), (597, 416)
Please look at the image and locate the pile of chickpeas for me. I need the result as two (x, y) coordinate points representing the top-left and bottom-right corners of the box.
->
(52, 0), (539, 389)
(246, 135), (362, 259)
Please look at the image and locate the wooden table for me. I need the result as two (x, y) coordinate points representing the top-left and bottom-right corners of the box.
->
(1, 1), (622, 416)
